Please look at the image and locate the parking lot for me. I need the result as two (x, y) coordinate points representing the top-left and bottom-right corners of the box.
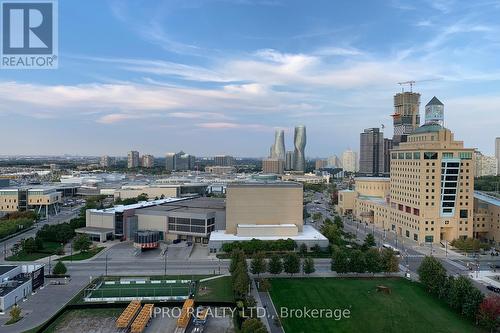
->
(93, 241), (194, 261)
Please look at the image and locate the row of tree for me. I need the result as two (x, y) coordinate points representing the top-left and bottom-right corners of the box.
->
(450, 237), (490, 252)
(222, 238), (296, 255)
(229, 250), (268, 333)
(331, 247), (399, 274)
(249, 252), (316, 276)
(418, 256), (499, 331)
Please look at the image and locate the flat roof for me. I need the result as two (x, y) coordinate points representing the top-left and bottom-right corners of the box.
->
(475, 191), (500, 207)
(228, 182), (301, 188)
(89, 197), (191, 214)
(138, 197), (226, 215)
(0, 265), (17, 276)
(209, 225), (327, 241)
(76, 227), (114, 234)
(238, 224), (297, 228)
(0, 274), (31, 297)
(358, 195), (388, 205)
(355, 177), (390, 182)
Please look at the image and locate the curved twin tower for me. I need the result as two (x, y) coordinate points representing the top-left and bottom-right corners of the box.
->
(270, 125), (306, 172)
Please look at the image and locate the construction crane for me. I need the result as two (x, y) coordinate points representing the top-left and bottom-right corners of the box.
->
(397, 78), (442, 92)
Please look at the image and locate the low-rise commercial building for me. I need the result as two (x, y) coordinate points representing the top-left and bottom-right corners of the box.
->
(0, 264), (44, 312)
(0, 186), (62, 216)
(473, 192), (500, 243)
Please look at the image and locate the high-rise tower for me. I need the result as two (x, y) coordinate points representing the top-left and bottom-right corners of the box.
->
(272, 129), (286, 160)
(359, 128), (384, 176)
(392, 92), (421, 146)
(293, 125), (306, 172)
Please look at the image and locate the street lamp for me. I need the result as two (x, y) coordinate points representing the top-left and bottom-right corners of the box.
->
(105, 253), (108, 276)
(164, 253), (168, 277)
(15, 295), (18, 306)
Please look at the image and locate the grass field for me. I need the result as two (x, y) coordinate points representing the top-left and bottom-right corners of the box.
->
(88, 279), (193, 298)
(57, 247), (104, 261)
(195, 276), (234, 303)
(6, 241), (62, 261)
(269, 278), (484, 333)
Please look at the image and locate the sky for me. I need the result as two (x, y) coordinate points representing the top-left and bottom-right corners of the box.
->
(1, 0), (499, 157)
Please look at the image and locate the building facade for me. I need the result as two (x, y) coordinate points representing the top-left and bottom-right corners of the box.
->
(474, 152), (498, 177)
(213, 155), (234, 167)
(359, 128), (384, 176)
(127, 151), (140, 169)
(285, 151), (294, 170)
(496, 137), (500, 175)
(383, 138), (393, 174)
(341, 150), (358, 173)
(315, 159), (327, 170)
(0, 186), (62, 216)
(262, 158), (285, 174)
(141, 154), (155, 168)
(100, 155), (111, 168)
(392, 91), (421, 146)
(271, 129), (286, 160)
(338, 97), (475, 244)
(293, 125), (306, 172)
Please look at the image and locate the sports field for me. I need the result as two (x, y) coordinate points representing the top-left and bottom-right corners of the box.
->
(87, 279), (192, 299)
(269, 278), (484, 333)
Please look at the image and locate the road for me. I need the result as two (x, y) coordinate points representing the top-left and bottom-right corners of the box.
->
(304, 189), (496, 295)
(0, 205), (83, 259)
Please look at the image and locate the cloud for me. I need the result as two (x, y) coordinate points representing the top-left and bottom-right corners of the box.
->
(196, 122), (269, 130)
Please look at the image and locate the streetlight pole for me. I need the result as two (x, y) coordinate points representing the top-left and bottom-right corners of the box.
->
(105, 254), (108, 277)
(164, 253), (168, 277)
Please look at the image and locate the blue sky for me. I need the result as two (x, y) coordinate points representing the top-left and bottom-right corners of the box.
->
(1, 0), (499, 157)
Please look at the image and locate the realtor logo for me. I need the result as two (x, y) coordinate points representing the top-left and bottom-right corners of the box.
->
(1, 0), (58, 69)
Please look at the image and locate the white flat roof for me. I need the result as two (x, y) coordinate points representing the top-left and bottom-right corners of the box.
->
(210, 225), (328, 241)
(237, 224), (297, 228)
(475, 191), (500, 207)
(89, 197), (190, 214)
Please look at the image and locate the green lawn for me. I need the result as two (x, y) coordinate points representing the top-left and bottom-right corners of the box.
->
(57, 247), (104, 261)
(269, 278), (484, 333)
(195, 276), (234, 303)
(89, 280), (192, 298)
(6, 241), (63, 261)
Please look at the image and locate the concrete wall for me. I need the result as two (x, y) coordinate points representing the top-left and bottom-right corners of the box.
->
(225, 184), (303, 234)
(236, 225), (298, 237)
(114, 187), (179, 200)
(86, 210), (115, 229)
(136, 214), (168, 234)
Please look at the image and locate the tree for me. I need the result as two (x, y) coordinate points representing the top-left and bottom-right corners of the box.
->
(439, 275), (455, 300)
(283, 253), (300, 276)
(268, 255), (283, 275)
(299, 243), (308, 255)
(250, 253), (267, 276)
(381, 249), (399, 272)
(21, 237), (37, 254)
(241, 318), (267, 333)
(321, 224), (343, 246)
(362, 234), (376, 251)
(259, 278), (271, 292)
(312, 244), (321, 254)
(312, 212), (322, 221)
(332, 249), (349, 273)
(477, 295), (500, 332)
(364, 248), (382, 274)
(303, 257), (315, 274)
(417, 256), (447, 296)
(449, 276), (474, 312)
(349, 250), (366, 273)
(462, 286), (484, 320)
(73, 234), (92, 252)
(53, 261), (67, 275)
(230, 249), (246, 274)
(333, 216), (343, 229)
(9, 305), (22, 323)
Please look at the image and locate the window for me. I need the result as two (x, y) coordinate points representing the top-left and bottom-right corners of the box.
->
(413, 152), (421, 159)
(398, 153), (405, 159)
(425, 235), (434, 243)
(442, 152), (454, 159)
(424, 152), (438, 159)
(406, 152), (412, 159)
(460, 209), (468, 218)
(459, 152), (472, 160)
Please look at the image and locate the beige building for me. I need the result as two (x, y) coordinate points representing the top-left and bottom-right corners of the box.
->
(128, 151), (140, 168)
(112, 184), (207, 200)
(474, 152), (498, 177)
(338, 122), (475, 244)
(225, 182), (303, 235)
(209, 182), (328, 252)
(141, 154), (155, 168)
(204, 166), (235, 175)
(473, 192), (500, 243)
(315, 159), (327, 170)
(262, 158), (285, 174)
(0, 186), (62, 216)
(281, 173), (329, 184)
(342, 150), (358, 172)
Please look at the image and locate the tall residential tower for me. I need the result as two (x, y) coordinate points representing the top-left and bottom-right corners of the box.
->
(293, 125), (306, 172)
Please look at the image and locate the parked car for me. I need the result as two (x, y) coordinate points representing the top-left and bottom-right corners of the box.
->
(486, 285), (500, 293)
(173, 239), (181, 244)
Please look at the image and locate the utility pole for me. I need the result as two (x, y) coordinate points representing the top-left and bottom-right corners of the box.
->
(105, 253), (108, 276)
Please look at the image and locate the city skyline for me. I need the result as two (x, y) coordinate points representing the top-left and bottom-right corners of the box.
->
(1, 1), (499, 157)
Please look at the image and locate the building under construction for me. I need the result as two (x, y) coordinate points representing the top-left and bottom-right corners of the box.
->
(392, 91), (421, 146)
